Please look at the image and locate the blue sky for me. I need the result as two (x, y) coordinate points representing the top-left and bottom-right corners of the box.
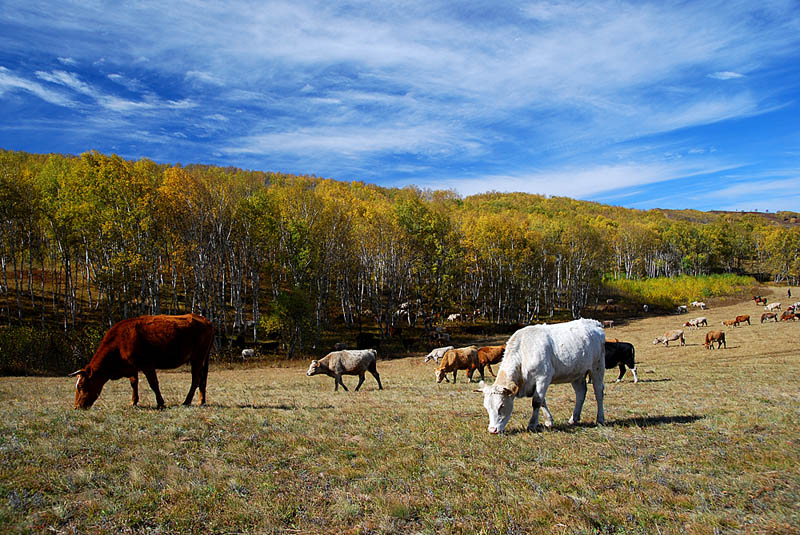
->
(1, 0), (799, 211)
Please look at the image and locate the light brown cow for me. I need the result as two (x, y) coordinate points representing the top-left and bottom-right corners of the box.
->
(306, 349), (382, 392)
(721, 319), (736, 327)
(704, 330), (726, 349)
(652, 330), (685, 346)
(435, 346), (479, 383)
(69, 314), (214, 409)
(476, 345), (505, 378)
(733, 314), (751, 326)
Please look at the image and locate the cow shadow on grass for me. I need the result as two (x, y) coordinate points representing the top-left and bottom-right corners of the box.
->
(505, 414), (703, 435)
(231, 403), (335, 410)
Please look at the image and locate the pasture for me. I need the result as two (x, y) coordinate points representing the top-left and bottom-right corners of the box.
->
(1, 289), (799, 534)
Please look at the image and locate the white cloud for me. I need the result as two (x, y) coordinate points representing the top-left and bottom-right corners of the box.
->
(410, 161), (745, 199)
(0, 66), (75, 107)
(709, 71), (745, 80)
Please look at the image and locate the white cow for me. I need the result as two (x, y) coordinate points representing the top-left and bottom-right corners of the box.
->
(765, 302), (781, 311)
(424, 345), (454, 364)
(447, 313), (462, 321)
(476, 319), (605, 434)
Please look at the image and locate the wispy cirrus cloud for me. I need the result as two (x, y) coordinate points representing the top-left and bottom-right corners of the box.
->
(709, 71), (745, 80)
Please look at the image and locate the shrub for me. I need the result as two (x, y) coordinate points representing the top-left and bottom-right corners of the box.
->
(603, 274), (758, 308)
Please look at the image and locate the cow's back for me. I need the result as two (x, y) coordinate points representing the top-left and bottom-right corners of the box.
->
(506, 319), (604, 394)
(93, 314), (213, 373)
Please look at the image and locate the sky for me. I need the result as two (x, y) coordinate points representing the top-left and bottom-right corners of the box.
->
(1, 0), (799, 211)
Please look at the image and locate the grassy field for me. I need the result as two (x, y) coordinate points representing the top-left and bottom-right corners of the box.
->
(1, 288), (798, 534)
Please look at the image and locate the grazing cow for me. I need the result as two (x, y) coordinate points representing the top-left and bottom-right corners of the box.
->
(780, 311), (797, 322)
(424, 345), (454, 364)
(602, 320), (614, 328)
(604, 341), (638, 383)
(704, 330), (726, 349)
(435, 346), (479, 383)
(69, 314), (214, 409)
(683, 317), (708, 329)
(760, 312), (778, 323)
(653, 330), (685, 346)
(476, 345), (505, 377)
(606, 299), (615, 305)
(691, 301), (707, 309)
(733, 314), (751, 326)
(476, 319), (605, 434)
(241, 348), (255, 359)
(447, 313), (462, 321)
(676, 305), (688, 314)
(765, 303), (781, 312)
(306, 349), (382, 392)
(721, 319), (736, 327)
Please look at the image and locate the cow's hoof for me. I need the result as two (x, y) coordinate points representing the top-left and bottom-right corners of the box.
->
(526, 424), (541, 433)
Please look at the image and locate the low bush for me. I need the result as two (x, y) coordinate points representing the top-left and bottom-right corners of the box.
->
(604, 273), (758, 307)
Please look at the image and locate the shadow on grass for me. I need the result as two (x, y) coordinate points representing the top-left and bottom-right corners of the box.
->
(232, 403), (335, 410)
(504, 414), (703, 435)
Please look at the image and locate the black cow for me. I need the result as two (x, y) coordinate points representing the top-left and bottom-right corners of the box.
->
(604, 341), (638, 383)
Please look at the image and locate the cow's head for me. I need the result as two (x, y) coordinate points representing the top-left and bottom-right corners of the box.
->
(476, 380), (518, 434)
(434, 368), (447, 383)
(306, 360), (321, 376)
(68, 368), (104, 409)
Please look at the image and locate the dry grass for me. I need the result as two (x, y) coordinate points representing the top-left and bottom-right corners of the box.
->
(1, 288), (799, 534)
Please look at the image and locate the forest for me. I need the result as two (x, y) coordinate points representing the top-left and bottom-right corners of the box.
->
(1, 149), (799, 369)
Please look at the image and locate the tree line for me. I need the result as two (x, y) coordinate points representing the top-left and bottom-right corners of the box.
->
(1, 149), (798, 358)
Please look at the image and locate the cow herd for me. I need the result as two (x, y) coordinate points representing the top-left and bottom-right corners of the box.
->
(69, 291), (794, 434)
(651, 295), (798, 352)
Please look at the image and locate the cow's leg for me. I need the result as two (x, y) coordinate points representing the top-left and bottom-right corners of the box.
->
(198, 356), (209, 405)
(129, 375), (139, 406)
(183, 363), (202, 406)
(452, 370), (457, 383)
(142, 369), (166, 409)
(478, 366), (485, 382)
(528, 381), (551, 431)
(355, 373), (365, 391)
(368, 362), (383, 389)
(590, 369), (605, 425)
(616, 364), (626, 382)
(487, 364), (496, 377)
(630, 367), (639, 383)
(337, 376), (349, 392)
(569, 377), (588, 425)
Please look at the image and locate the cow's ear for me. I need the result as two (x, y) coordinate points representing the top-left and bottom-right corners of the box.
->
(501, 384), (519, 397)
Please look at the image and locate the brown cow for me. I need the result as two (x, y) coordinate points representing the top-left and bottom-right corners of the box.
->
(733, 314), (751, 326)
(704, 330), (726, 349)
(476, 345), (505, 378)
(69, 314), (214, 409)
(780, 311), (797, 322)
(721, 319), (736, 327)
(761, 312), (778, 323)
(435, 346), (479, 383)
